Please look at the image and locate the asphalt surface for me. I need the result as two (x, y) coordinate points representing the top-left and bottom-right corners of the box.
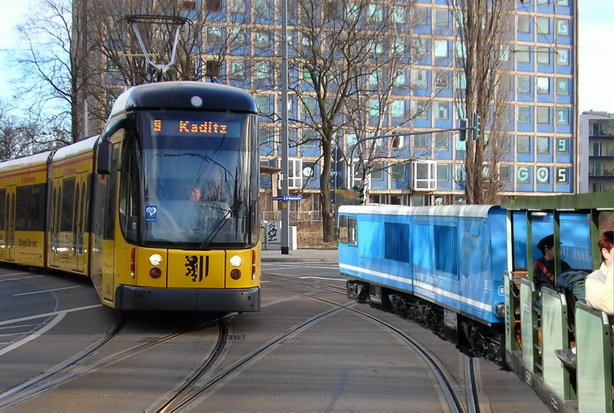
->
(261, 248), (338, 262)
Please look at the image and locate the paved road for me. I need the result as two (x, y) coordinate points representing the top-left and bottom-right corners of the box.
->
(0, 254), (550, 413)
(262, 248), (338, 262)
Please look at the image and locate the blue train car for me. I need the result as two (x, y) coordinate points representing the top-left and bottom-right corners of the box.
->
(340, 195), (614, 412)
(338, 204), (508, 360)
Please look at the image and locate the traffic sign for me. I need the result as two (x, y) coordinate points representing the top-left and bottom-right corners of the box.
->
(272, 195), (303, 202)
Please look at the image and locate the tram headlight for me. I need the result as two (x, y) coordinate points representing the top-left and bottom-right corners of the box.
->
(149, 254), (163, 266)
(229, 255), (242, 267)
(495, 302), (505, 318)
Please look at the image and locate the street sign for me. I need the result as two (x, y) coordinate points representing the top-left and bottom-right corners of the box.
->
(272, 195), (303, 202)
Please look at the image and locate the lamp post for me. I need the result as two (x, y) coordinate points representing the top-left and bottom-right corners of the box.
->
(280, 0), (290, 255)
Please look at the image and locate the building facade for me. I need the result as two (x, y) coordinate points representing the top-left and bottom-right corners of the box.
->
(74, 0), (579, 217)
(253, 0), (579, 213)
(579, 111), (614, 193)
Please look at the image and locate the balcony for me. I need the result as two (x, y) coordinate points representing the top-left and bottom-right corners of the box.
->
(589, 169), (614, 178)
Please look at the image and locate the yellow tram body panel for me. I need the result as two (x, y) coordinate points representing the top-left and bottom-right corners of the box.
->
(114, 246), (262, 290)
(47, 138), (96, 276)
(0, 151), (49, 268)
(14, 231), (46, 266)
(106, 243), (261, 312)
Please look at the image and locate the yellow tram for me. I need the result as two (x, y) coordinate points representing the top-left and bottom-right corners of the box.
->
(0, 81), (261, 313)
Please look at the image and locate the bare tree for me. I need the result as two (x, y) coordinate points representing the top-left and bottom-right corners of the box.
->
(287, 0), (422, 241)
(77, 0), (251, 134)
(14, 0), (94, 143)
(341, 14), (436, 204)
(450, 0), (514, 205)
(0, 102), (66, 160)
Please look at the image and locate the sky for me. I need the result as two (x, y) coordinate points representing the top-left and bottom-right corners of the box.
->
(0, 0), (613, 115)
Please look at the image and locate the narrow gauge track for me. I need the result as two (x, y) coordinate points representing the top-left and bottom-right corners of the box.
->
(264, 272), (483, 413)
(0, 316), (225, 411)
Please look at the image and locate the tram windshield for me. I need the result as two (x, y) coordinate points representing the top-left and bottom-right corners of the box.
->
(138, 110), (256, 247)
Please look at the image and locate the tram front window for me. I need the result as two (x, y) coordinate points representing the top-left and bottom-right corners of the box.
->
(139, 111), (255, 247)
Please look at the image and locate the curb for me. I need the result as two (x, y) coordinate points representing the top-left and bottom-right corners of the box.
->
(261, 257), (338, 263)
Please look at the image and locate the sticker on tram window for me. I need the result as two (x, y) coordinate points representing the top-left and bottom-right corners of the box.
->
(153, 119), (228, 135)
(145, 206), (158, 222)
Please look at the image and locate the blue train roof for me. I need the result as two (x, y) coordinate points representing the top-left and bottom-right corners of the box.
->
(109, 81), (258, 120)
(339, 204), (500, 218)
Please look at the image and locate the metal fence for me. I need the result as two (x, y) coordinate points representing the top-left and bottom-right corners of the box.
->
(262, 210), (322, 223)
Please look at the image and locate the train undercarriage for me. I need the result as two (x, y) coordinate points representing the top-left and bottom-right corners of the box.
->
(347, 280), (505, 366)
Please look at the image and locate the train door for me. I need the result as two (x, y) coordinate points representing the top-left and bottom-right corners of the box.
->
(60, 178), (76, 272)
(49, 181), (61, 268)
(74, 174), (88, 274)
(5, 186), (16, 261)
(47, 180), (62, 267)
(72, 173), (88, 273)
(0, 189), (5, 261)
(72, 181), (83, 272)
(100, 138), (120, 304)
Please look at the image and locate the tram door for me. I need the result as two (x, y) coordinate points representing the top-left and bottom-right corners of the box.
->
(72, 179), (88, 273)
(100, 139), (120, 304)
(49, 178), (76, 271)
(0, 189), (4, 261)
(49, 182), (61, 268)
(5, 186), (15, 261)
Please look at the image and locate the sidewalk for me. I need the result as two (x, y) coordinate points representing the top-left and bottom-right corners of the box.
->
(261, 248), (338, 263)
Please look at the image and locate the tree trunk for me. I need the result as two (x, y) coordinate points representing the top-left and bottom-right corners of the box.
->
(320, 134), (335, 243)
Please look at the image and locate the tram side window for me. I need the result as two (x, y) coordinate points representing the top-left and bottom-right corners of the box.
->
(385, 222), (410, 263)
(348, 217), (357, 246)
(434, 224), (458, 275)
(60, 179), (75, 232)
(119, 137), (139, 242)
(0, 189), (4, 231)
(15, 184), (46, 231)
(103, 145), (120, 240)
(338, 215), (348, 244)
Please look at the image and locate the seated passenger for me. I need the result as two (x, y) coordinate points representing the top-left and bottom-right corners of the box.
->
(555, 231), (614, 370)
(534, 234), (571, 295)
(585, 231), (614, 315)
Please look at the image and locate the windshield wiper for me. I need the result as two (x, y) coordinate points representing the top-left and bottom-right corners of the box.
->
(199, 200), (243, 250)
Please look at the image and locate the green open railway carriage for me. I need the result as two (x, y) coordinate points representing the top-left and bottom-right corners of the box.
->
(502, 191), (613, 413)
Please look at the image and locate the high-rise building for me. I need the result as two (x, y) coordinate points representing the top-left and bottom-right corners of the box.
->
(74, 0), (578, 215)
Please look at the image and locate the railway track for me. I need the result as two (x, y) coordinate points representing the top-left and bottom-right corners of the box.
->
(0, 315), (223, 410)
(263, 272), (485, 413)
(0, 316), (125, 410)
(1, 269), (488, 413)
(148, 298), (353, 412)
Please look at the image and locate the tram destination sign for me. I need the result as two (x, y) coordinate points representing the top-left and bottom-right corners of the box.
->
(153, 119), (229, 135)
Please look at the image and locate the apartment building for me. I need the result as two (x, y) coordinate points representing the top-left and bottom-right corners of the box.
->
(579, 111), (614, 193)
